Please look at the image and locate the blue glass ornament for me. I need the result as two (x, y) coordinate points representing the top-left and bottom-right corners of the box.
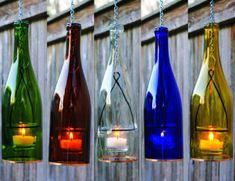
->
(144, 27), (183, 161)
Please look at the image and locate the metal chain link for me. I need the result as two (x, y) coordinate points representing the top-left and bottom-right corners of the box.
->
(18, 0), (24, 21)
(210, 0), (215, 24)
(209, 0), (215, 73)
(159, 0), (164, 26)
(114, 0), (118, 24)
(209, 0), (215, 56)
(70, 0), (75, 23)
(113, 0), (119, 67)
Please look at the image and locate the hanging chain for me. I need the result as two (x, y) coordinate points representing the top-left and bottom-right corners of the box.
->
(70, 0), (75, 23)
(113, 0), (119, 67)
(114, 0), (118, 25)
(209, 0), (215, 74)
(159, 0), (164, 26)
(209, 0), (215, 57)
(210, 0), (215, 24)
(18, 0), (24, 21)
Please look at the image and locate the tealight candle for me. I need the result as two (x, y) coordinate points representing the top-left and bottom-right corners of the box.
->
(60, 132), (82, 151)
(13, 128), (36, 147)
(199, 132), (223, 151)
(150, 130), (174, 149)
(106, 131), (128, 150)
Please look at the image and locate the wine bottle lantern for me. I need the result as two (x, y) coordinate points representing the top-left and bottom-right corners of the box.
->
(2, 21), (42, 162)
(190, 24), (233, 161)
(49, 23), (91, 165)
(144, 27), (183, 161)
(97, 24), (138, 163)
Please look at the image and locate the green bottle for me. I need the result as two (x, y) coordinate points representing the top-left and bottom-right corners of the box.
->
(2, 21), (42, 163)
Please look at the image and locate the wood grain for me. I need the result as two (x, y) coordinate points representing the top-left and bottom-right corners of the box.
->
(189, 0), (235, 35)
(0, 0), (46, 31)
(0, 0), (234, 180)
(47, 2), (94, 44)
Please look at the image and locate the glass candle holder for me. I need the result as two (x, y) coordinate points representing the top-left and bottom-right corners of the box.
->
(49, 23), (91, 165)
(97, 23), (138, 163)
(190, 24), (233, 161)
(144, 27), (183, 161)
(2, 21), (42, 163)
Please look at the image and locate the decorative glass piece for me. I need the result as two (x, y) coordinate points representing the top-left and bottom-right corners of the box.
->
(49, 23), (91, 165)
(2, 21), (42, 163)
(97, 24), (137, 163)
(144, 27), (183, 161)
(190, 24), (233, 161)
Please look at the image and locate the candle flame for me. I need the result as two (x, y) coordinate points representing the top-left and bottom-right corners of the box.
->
(114, 131), (120, 138)
(21, 128), (26, 136)
(69, 132), (74, 140)
(209, 132), (214, 141)
(160, 131), (165, 137)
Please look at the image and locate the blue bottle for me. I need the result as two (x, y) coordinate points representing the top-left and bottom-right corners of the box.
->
(144, 27), (183, 161)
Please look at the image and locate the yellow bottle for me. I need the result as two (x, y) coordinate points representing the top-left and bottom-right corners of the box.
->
(190, 23), (233, 161)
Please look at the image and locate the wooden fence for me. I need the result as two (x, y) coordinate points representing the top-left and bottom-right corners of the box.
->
(0, 0), (47, 181)
(142, 1), (235, 180)
(0, 0), (234, 180)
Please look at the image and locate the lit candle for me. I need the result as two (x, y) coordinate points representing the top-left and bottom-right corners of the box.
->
(106, 131), (128, 150)
(150, 130), (174, 149)
(60, 132), (82, 151)
(13, 128), (36, 147)
(199, 132), (224, 151)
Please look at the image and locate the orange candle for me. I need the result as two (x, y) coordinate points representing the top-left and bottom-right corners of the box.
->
(60, 132), (82, 151)
(199, 132), (223, 151)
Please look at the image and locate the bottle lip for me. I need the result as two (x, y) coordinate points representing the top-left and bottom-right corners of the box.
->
(66, 22), (81, 30)
(14, 20), (29, 27)
(204, 23), (219, 30)
(154, 26), (168, 33)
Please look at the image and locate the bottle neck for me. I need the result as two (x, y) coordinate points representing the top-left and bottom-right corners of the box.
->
(203, 24), (220, 69)
(109, 31), (116, 64)
(108, 29), (122, 67)
(154, 27), (170, 64)
(14, 22), (30, 65)
(65, 24), (81, 71)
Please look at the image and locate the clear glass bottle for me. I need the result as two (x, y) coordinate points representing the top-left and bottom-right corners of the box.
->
(2, 21), (42, 163)
(97, 24), (138, 163)
(190, 24), (233, 161)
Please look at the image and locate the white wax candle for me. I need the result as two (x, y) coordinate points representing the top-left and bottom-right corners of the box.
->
(106, 137), (128, 150)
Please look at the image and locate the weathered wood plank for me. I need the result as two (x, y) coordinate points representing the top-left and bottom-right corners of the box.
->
(0, 0), (47, 31)
(189, 0), (235, 35)
(94, 0), (140, 38)
(141, 2), (188, 44)
(47, 2), (94, 44)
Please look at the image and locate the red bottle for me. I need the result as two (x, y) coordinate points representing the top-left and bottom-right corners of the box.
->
(49, 23), (91, 165)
